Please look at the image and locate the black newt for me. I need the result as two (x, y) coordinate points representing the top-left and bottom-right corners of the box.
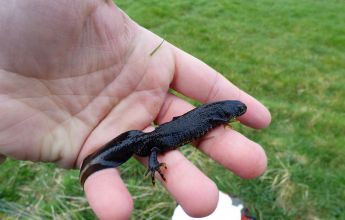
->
(80, 100), (247, 186)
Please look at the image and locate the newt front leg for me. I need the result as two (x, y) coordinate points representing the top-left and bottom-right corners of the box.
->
(145, 147), (167, 185)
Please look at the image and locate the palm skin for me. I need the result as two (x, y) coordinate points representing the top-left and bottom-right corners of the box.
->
(0, 1), (271, 219)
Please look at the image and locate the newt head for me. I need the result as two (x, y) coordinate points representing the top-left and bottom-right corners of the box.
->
(221, 100), (247, 119)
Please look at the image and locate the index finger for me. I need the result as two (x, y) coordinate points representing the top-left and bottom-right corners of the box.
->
(84, 169), (133, 219)
(170, 46), (271, 129)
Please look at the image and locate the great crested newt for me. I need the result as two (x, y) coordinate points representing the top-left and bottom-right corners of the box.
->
(80, 100), (247, 186)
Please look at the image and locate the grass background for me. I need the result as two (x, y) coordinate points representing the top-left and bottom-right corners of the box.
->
(1, 0), (344, 219)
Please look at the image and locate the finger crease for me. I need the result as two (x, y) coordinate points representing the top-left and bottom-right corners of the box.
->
(204, 72), (220, 103)
(156, 94), (175, 123)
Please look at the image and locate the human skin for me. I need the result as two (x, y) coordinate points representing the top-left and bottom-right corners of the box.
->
(0, 1), (271, 219)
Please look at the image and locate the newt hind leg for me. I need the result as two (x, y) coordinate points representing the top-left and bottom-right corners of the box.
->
(145, 147), (167, 185)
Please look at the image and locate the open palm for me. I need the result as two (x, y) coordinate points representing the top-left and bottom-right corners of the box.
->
(0, 1), (271, 219)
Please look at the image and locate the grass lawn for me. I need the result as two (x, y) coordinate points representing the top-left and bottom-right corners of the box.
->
(1, 0), (344, 219)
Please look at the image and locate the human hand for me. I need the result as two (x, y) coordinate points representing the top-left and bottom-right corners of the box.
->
(0, 1), (271, 219)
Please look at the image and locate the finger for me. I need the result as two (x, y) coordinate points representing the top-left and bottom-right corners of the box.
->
(84, 169), (133, 219)
(156, 94), (267, 178)
(170, 46), (271, 129)
(198, 126), (267, 178)
(136, 147), (219, 218)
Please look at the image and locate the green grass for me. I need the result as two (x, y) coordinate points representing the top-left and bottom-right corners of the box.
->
(1, 0), (345, 219)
